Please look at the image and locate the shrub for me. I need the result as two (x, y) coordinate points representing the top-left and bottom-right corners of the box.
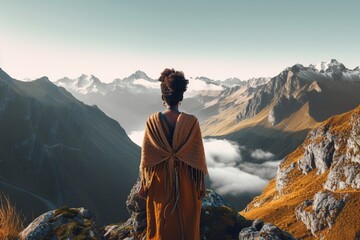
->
(0, 193), (25, 240)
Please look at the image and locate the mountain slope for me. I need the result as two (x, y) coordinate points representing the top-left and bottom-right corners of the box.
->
(242, 105), (360, 239)
(202, 60), (360, 158)
(0, 68), (141, 225)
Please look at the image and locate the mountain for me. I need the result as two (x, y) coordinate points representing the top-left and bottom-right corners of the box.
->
(242, 105), (360, 239)
(54, 71), (229, 132)
(0, 68), (141, 225)
(201, 60), (360, 158)
(56, 74), (108, 95)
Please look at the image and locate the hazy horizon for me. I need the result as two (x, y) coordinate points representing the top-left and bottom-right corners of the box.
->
(1, 0), (359, 82)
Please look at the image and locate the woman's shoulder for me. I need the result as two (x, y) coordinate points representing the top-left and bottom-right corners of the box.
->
(178, 112), (200, 127)
(145, 111), (198, 124)
(180, 112), (197, 120)
(146, 112), (161, 122)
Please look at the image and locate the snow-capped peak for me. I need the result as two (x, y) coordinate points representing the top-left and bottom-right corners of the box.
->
(56, 74), (107, 95)
(314, 59), (344, 72)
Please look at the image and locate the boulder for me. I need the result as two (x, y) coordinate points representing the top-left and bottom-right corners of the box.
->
(298, 127), (335, 175)
(19, 206), (103, 240)
(295, 190), (347, 236)
(238, 221), (296, 240)
(276, 162), (296, 194)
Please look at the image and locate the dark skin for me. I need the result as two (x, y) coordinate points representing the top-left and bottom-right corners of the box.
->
(162, 103), (181, 127)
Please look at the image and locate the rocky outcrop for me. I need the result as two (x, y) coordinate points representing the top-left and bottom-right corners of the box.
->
(101, 180), (295, 240)
(291, 107), (360, 191)
(295, 191), (348, 237)
(276, 162), (296, 194)
(19, 207), (103, 240)
(201, 189), (231, 207)
(102, 178), (147, 240)
(298, 126), (335, 174)
(239, 219), (296, 240)
(244, 106), (360, 239)
(347, 111), (360, 164)
(20, 183), (295, 240)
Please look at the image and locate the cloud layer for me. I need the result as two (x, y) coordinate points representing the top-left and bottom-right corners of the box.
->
(203, 138), (279, 196)
(128, 133), (280, 197)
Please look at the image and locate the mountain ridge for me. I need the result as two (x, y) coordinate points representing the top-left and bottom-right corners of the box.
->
(200, 60), (360, 159)
(0, 69), (141, 225)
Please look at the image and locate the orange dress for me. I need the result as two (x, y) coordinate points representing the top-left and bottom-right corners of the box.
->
(145, 113), (202, 240)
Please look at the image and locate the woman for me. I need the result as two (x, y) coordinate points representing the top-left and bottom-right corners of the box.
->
(139, 68), (208, 240)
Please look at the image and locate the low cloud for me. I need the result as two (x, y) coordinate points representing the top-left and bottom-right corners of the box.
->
(250, 149), (274, 160)
(128, 130), (145, 146)
(208, 166), (268, 196)
(184, 79), (224, 98)
(203, 138), (277, 195)
(133, 79), (159, 89)
(203, 139), (242, 168)
(239, 161), (281, 180)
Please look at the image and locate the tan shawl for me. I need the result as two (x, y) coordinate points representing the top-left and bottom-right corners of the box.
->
(140, 112), (208, 193)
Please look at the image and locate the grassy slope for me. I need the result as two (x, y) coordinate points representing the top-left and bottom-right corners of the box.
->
(241, 107), (360, 239)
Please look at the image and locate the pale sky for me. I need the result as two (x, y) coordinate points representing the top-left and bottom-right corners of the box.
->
(0, 0), (359, 82)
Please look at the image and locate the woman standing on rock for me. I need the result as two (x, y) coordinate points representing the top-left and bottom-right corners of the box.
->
(139, 68), (208, 240)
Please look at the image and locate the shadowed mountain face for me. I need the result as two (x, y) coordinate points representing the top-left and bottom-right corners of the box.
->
(242, 105), (360, 239)
(201, 59), (360, 158)
(0, 69), (140, 225)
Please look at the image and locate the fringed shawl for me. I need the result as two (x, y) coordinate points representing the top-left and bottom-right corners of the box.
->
(140, 112), (208, 196)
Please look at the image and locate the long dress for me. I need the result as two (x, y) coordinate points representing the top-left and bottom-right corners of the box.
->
(145, 112), (202, 240)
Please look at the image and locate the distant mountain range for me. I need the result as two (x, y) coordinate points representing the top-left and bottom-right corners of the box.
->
(54, 59), (360, 161)
(0, 68), (140, 225)
(201, 59), (360, 158)
(242, 105), (360, 239)
(54, 70), (269, 132)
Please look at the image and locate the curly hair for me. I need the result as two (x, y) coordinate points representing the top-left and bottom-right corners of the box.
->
(159, 68), (189, 106)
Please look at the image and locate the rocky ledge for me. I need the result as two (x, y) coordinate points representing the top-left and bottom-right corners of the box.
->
(19, 207), (103, 240)
(20, 179), (295, 240)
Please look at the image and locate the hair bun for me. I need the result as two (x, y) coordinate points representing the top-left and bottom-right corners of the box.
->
(159, 68), (189, 106)
(159, 68), (188, 93)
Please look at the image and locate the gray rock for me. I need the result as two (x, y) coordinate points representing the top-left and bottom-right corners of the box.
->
(125, 177), (147, 234)
(323, 111), (360, 191)
(19, 207), (103, 240)
(324, 156), (360, 191)
(252, 219), (264, 231)
(202, 189), (231, 208)
(276, 161), (296, 194)
(298, 127), (335, 175)
(295, 190), (347, 237)
(238, 227), (259, 239)
(239, 221), (296, 240)
(347, 113), (360, 164)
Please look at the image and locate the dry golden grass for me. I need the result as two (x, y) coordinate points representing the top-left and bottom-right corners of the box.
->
(0, 193), (25, 240)
(242, 106), (360, 240)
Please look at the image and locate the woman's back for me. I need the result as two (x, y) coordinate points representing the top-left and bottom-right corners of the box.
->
(140, 68), (207, 240)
